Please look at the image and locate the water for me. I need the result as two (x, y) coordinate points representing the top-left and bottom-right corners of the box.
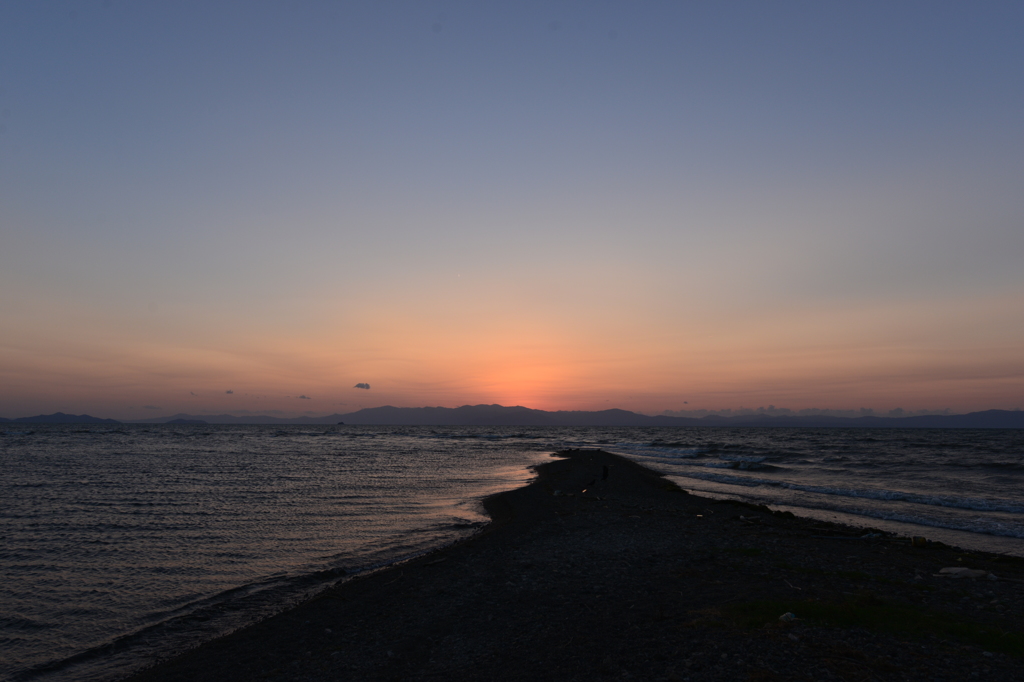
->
(2, 425), (1022, 681)
(1, 425), (552, 682)
(605, 428), (1024, 555)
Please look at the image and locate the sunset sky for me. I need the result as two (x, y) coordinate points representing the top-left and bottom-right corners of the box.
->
(2, 1), (1022, 419)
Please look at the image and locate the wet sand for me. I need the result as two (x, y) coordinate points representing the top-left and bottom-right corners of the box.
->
(126, 449), (1024, 681)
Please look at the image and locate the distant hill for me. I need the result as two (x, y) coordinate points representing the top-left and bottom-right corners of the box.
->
(332, 405), (1024, 428)
(331, 405), (665, 426)
(46, 406), (1024, 428)
(125, 413), (348, 425)
(683, 409), (1024, 429)
(0, 412), (122, 424)
(165, 418), (208, 425)
(129, 406), (666, 427)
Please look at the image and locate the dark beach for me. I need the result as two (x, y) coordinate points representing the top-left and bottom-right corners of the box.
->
(126, 450), (1024, 681)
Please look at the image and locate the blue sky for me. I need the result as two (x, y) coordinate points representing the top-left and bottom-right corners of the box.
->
(2, 1), (1022, 418)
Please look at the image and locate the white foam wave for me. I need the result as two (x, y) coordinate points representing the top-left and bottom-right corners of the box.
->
(624, 448), (702, 459)
(838, 508), (1024, 539)
(666, 470), (1024, 514)
(703, 461), (768, 470)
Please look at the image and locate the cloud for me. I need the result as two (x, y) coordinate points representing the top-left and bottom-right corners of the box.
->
(190, 391), (197, 396)
(298, 395), (311, 399)
(225, 390), (234, 394)
(143, 405), (160, 410)
(354, 383), (371, 390)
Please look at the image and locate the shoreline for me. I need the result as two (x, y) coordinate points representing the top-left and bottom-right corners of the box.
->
(650, 480), (1024, 559)
(125, 449), (1024, 681)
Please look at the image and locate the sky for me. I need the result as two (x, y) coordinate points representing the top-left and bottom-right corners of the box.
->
(1, 1), (1023, 419)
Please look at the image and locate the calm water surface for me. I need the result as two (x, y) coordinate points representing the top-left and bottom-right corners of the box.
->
(2, 424), (1022, 681)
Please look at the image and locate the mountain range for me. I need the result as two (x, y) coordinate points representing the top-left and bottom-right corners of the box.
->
(6, 406), (1022, 428)
(0, 412), (122, 424)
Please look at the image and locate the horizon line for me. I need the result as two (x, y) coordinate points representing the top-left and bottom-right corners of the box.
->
(6, 404), (1024, 423)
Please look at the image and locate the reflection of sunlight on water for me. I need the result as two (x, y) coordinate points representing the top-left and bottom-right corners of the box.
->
(446, 459), (549, 524)
(0, 426), (553, 682)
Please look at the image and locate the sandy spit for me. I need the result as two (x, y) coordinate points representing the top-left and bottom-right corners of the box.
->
(125, 449), (1024, 681)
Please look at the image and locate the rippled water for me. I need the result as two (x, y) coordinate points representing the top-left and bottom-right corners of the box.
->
(2, 424), (1022, 681)
(1, 425), (552, 682)
(605, 428), (1024, 556)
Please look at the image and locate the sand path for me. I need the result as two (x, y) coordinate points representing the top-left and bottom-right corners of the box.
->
(127, 449), (1024, 681)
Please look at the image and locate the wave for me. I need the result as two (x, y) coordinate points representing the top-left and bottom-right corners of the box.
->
(424, 431), (543, 441)
(703, 461), (776, 471)
(11, 569), (346, 682)
(669, 480), (1024, 540)
(12, 521), (483, 682)
(947, 460), (1024, 470)
(764, 498), (1024, 540)
(625, 449), (775, 470)
(718, 454), (767, 462)
(837, 508), (1024, 540)
(665, 470), (1024, 514)
(646, 440), (706, 449)
(626, 448), (703, 459)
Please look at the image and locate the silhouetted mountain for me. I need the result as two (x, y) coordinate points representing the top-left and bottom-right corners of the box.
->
(3, 412), (122, 424)
(80, 406), (1024, 428)
(336, 405), (1024, 428)
(125, 413), (348, 425)
(165, 418), (208, 425)
(686, 410), (1024, 428)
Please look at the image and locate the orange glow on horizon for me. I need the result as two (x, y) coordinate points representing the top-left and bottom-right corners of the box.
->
(1, 285), (1021, 418)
